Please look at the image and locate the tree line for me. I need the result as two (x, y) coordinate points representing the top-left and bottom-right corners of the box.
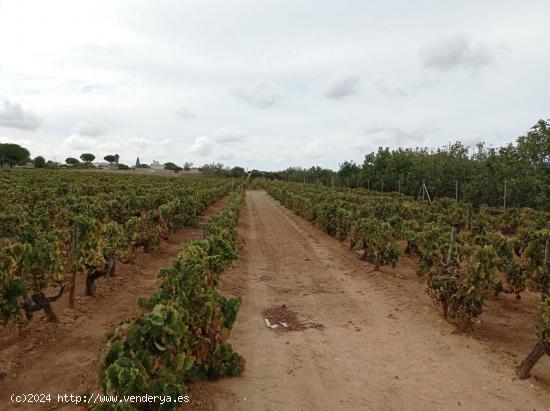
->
(0, 144), (248, 177)
(253, 119), (550, 210)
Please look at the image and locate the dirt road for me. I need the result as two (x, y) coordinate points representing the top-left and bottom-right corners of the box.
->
(0, 197), (228, 410)
(194, 190), (550, 411)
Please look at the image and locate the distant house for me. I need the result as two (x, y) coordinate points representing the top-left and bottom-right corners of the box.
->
(150, 160), (164, 171)
(94, 162), (111, 169)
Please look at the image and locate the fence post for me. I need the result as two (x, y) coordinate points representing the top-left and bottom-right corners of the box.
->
(447, 227), (457, 266)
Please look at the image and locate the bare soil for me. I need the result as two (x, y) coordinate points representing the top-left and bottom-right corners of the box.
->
(191, 190), (550, 411)
(0, 196), (228, 410)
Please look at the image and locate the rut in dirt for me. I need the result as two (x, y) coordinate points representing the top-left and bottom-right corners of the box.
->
(193, 190), (550, 411)
(0, 196), (229, 409)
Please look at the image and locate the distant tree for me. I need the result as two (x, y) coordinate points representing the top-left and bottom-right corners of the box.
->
(104, 155), (116, 165)
(65, 157), (80, 166)
(114, 154), (120, 164)
(199, 162), (227, 177)
(138, 164), (151, 169)
(33, 156), (46, 168)
(118, 163), (130, 170)
(135, 157), (141, 168)
(46, 160), (57, 168)
(183, 162), (193, 171)
(0, 143), (31, 167)
(80, 153), (95, 164)
(228, 166), (246, 178)
(164, 162), (183, 172)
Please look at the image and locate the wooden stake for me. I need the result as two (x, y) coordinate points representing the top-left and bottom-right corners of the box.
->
(69, 221), (80, 308)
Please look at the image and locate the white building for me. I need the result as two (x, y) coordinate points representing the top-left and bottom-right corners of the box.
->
(150, 160), (164, 170)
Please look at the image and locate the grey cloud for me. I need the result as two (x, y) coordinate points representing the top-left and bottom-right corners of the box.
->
(177, 107), (195, 119)
(74, 120), (109, 137)
(321, 72), (360, 99)
(230, 80), (283, 108)
(360, 123), (438, 146)
(0, 99), (41, 130)
(214, 128), (246, 144)
(374, 81), (408, 98)
(420, 35), (494, 72)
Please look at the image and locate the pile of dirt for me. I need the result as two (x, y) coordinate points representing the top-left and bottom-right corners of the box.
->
(262, 304), (324, 331)
(263, 304), (298, 329)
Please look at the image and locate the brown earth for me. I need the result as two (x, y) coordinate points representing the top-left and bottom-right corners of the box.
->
(191, 190), (550, 411)
(0, 196), (228, 410)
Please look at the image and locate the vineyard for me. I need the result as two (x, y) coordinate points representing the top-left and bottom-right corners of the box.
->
(2, 169), (550, 409)
(265, 181), (550, 378)
(0, 169), (246, 409)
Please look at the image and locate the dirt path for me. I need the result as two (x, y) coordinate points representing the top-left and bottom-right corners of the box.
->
(193, 190), (550, 411)
(0, 197), (228, 410)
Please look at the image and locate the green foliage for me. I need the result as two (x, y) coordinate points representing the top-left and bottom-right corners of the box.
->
(0, 169), (235, 326)
(96, 187), (246, 409)
(258, 119), (550, 210)
(427, 244), (499, 331)
(350, 218), (400, 269)
(228, 166), (246, 178)
(164, 162), (182, 172)
(80, 153), (96, 163)
(104, 155), (116, 164)
(0, 143), (30, 167)
(33, 156), (46, 168)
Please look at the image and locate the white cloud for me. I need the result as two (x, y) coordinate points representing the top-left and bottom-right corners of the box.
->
(190, 135), (214, 156)
(0, 99), (41, 130)
(73, 119), (109, 137)
(129, 137), (153, 147)
(230, 80), (283, 108)
(177, 106), (195, 119)
(420, 35), (494, 72)
(0, 2), (548, 170)
(320, 72), (360, 99)
(62, 134), (97, 151)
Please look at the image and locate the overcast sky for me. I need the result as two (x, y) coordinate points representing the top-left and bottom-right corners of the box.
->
(1, 0), (549, 170)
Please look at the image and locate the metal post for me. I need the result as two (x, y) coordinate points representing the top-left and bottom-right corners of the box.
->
(447, 227), (456, 266)
(422, 180), (426, 202)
